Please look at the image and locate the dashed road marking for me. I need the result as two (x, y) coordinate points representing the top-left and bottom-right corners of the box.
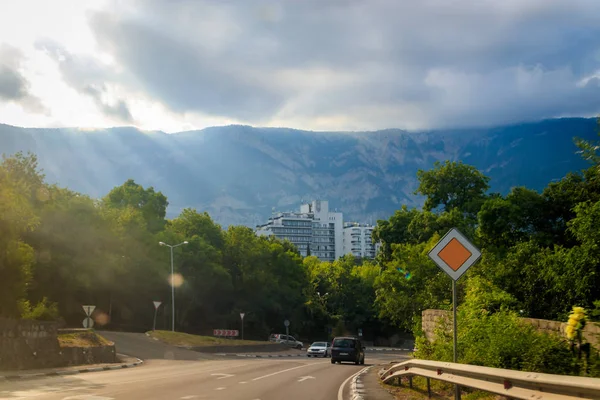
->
(251, 363), (313, 381)
(215, 387), (226, 391)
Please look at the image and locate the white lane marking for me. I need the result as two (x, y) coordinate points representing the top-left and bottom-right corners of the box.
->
(337, 367), (369, 400)
(251, 363), (315, 381)
(180, 396), (199, 399)
(88, 361), (257, 388)
(215, 387), (226, 391)
(211, 373), (234, 380)
(298, 375), (315, 382)
(239, 381), (247, 384)
(63, 396), (114, 400)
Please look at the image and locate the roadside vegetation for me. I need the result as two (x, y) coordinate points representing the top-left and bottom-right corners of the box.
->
(57, 330), (112, 348)
(2, 119), (600, 377)
(147, 330), (275, 347)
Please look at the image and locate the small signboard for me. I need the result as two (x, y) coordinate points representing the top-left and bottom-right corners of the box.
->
(428, 228), (481, 281)
(240, 313), (245, 320)
(284, 319), (290, 327)
(82, 305), (96, 317)
(213, 329), (239, 337)
(153, 301), (162, 310)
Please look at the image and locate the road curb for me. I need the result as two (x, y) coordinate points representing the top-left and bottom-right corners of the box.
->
(214, 353), (306, 358)
(0, 354), (143, 381)
(350, 366), (371, 400)
(366, 348), (413, 352)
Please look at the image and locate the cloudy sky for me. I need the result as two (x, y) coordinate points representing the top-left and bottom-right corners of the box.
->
(1, 0), (599, 132)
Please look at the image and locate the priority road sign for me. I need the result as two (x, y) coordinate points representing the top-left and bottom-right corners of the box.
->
(82, 305), (96, 317)
(428, 227), (481, 400)
(428, 228), (481, 281)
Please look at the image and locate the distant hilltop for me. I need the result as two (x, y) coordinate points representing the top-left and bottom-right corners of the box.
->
(0, 117), (596, 227)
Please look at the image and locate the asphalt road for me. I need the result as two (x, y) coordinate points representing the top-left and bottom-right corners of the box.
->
(0, 332), (408, 400)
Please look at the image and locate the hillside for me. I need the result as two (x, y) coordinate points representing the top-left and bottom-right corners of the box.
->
(0, 118), (596, 227)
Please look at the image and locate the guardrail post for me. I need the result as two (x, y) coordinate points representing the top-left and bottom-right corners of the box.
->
(409, 376), (413, 389)
(427, 377), (431, 398)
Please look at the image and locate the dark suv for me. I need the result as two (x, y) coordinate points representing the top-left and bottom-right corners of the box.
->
(330, 336), (365, 365)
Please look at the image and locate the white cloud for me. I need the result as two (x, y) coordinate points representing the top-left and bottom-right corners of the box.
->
(0, 0), (599, 132)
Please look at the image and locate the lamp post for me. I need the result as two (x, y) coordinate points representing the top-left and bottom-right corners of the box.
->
(159, 241), (188, 332)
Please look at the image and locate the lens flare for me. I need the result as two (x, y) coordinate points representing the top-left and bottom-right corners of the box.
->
(94, 311), (110, 326)
(169, 273), (184, 288)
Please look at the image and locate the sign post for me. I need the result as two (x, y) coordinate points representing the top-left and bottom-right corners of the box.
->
(428, 228), (481, 400)
(153, 301), (162, 331)
(240, 313), (245, 340)
(82, 305), (96, 329)
(284, 319), (290, 344)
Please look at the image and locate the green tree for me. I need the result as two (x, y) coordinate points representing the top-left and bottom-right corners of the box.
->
(104, 179), (168, 233)
(0, 154), (39, 317)
(415, 160), (490, 215)
(374, 235), (451, 331)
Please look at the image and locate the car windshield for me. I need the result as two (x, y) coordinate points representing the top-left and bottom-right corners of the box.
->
(333, 339), (355, 348)
(311, 342), (327, 347)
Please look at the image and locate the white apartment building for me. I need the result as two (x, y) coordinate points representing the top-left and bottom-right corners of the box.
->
(342, 222), (379, 260)
(255, 200), (344, 262)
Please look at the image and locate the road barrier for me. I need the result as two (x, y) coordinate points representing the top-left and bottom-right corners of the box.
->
(379, 359), (600, 399)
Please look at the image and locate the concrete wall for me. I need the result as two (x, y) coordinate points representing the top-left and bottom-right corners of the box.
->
(421, 309), (600, 347)
(60, 346), (117, 366)
(0, 317), (63, 370)
(0, 318), (116, 370)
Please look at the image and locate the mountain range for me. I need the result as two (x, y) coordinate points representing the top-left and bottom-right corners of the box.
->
(0, 118), (597, 227)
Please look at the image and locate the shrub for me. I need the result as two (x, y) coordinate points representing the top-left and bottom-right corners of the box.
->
(414, 277), (579, 375)
(21, 297), (60, 321)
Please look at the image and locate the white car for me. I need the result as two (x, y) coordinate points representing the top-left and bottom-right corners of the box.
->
(307, 341), (331, 357)
(269, 333), (303, 349)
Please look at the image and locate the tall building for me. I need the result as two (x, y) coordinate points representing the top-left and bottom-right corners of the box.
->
(255, 200), (344, 261)
(342, 222), (379, 260)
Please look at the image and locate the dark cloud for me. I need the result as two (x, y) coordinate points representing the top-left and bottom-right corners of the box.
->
(83, 84), (133, 123)
(88, 10), (284, 122)
(0, 45), (47, 113)
(76, 1), (600, 128)
(35, 40), (133, 123)
(0, 65), (27, 100)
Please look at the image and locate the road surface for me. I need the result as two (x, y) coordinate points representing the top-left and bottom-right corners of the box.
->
(0, 332), (408, 400)
(0, 358), (369, 400)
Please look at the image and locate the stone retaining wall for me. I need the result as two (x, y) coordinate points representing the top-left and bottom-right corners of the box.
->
(60, 346), (117, 366)
(0, 318), (116, 370)
(0, 317), (63, 369)
(422, 309), (600, 347)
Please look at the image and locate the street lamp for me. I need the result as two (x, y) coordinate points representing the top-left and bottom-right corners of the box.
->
(159, 240), (188, 332)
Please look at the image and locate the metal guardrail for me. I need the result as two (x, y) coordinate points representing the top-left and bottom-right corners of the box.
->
(379, 359), (600, 400)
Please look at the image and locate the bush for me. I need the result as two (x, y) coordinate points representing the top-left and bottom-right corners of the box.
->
(414, 277), (580, 375)
(21, 297), (60, 321)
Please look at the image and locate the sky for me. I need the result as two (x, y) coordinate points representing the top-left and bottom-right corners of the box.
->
(0, 0), (599, 133)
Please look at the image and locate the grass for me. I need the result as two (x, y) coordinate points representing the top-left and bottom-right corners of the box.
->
(147, 330), (279, 347)
(381, 376), (500, 400)
(58, 330), (113, 348)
